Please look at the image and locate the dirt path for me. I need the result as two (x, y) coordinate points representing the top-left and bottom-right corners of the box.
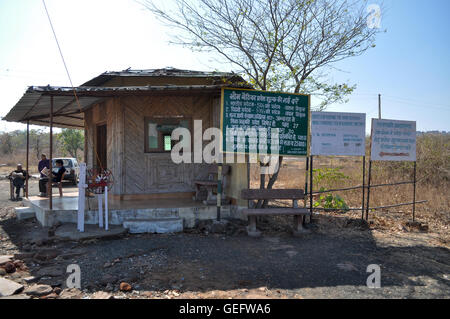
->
(0, 180), (449, 299)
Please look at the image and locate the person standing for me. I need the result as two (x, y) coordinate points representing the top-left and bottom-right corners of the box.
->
(38, 154), (50, 197)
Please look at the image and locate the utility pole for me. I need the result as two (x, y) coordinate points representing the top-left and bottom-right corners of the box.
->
(378, 94), (381, 119)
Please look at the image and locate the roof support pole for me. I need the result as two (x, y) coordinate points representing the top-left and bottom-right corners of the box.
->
(49, 96), (53, 210)
(84, 122), (87, 164)
(26, 121), (29, 198)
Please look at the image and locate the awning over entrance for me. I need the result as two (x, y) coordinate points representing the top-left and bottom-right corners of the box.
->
(2, 84), (245, 129)
(2, 86), (103, 129)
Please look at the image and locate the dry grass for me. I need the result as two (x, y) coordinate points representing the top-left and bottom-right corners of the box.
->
(0, 151), (41, 175)
(250, 133), (450, 244)
(0, 149), (85, 175)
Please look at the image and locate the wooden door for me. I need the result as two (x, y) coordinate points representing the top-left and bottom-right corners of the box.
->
(96, 124), (107, 169)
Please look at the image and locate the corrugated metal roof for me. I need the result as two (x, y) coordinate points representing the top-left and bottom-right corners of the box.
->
(26, 84), (248, 95)
(81, 67), (243, 86)
(3, 82), (251, 129)
(2, 87), (100, 129)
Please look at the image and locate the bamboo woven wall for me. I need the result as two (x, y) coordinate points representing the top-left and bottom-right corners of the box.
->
(84, 93), (247, 200)
(120, 94), (213, 195)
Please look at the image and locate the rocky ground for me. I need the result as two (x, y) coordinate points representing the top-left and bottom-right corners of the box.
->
(0, 180), (449, 299)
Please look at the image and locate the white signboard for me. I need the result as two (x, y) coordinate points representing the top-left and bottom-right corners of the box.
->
(370, 119), (416, 161)
(311, 111), (366, 156)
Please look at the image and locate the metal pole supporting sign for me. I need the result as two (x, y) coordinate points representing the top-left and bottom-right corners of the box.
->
(366, 160), (373, 221)
(217, 163), (223, 221)
(412, 161), (417, 222)
(309, 155), (313, 215)
(361, 156), (366, 220)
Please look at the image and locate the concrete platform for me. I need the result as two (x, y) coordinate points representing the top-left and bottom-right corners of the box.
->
(55, 224), (127, 241)
(22, 193), (243, 228)
(14, 207), (35, 220)
(123, 218), (183, 234)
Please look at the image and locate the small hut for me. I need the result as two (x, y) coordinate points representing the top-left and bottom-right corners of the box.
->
(3, 68), (250, 228)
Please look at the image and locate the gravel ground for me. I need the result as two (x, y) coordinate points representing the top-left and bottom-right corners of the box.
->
(0, 180), (449, 299)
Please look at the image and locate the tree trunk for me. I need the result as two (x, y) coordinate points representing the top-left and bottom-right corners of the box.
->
(256, 156), (283, 208)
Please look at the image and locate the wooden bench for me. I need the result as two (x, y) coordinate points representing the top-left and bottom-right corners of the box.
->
(241, 189), (310, 237)
(39, 169), (66, 198)
(194, 164), (231, 205)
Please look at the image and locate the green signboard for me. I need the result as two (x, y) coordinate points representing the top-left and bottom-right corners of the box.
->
(220, 88), (310, 156)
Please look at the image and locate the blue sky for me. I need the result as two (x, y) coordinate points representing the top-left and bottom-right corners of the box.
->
(328, 0), (450, 132)
(0, 0), (449, 133)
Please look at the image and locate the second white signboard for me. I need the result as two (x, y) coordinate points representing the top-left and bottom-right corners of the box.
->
(370, 119), (416, 161)
(311, 111), (366, 156)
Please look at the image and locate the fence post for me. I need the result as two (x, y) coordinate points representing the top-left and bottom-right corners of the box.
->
(361, 156), (366, 220)
(365, 160), (373, 221)
(412, 161), (417, 222)
(309, 155), (313, 215)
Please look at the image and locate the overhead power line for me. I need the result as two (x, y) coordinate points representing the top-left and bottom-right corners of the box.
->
(42, 0), (103, 170)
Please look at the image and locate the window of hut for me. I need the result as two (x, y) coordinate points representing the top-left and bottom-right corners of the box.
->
(145, 117), (191, 153)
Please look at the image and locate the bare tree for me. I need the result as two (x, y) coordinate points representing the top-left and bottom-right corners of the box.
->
(142, 0), (382, 203)
(30, 129), (43, 160)
(142, 0), (380, 99)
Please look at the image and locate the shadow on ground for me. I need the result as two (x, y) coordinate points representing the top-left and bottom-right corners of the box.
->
(1, 212), (449, 298)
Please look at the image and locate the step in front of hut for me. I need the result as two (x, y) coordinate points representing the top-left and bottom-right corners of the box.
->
(123, 217), (183, 234)
(108, 208), (179, 225)
(14, 206), (36, 220)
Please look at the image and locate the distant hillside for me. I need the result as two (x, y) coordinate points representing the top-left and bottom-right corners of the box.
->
(417, 130), (450, 135)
